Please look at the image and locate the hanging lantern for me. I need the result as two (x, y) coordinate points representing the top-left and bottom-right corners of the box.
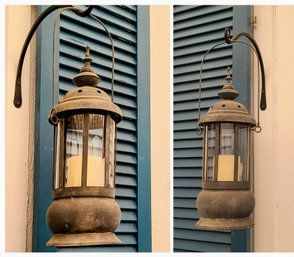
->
(196, 67), (256, 230)
(195, 27), (267, 230)
(46, 46), (122, 247)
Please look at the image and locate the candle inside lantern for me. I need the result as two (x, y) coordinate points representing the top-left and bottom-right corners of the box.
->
(217, 155), (242, 181)
(66, 156), (105, 187)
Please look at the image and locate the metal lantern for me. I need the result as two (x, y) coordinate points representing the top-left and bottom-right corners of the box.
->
(196, 68), (256, 230)
(46, 46), (122, 247)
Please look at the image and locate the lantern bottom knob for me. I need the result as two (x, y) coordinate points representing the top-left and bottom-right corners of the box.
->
(46, 232), (121, 247)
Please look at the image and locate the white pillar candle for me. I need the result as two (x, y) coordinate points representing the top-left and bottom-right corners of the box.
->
(217, 155), (242, 181)
(66, 156), (105, 187)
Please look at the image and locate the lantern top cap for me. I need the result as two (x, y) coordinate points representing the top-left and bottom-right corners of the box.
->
(217, 67), (239, 100)
(198, 67), (256, 126)
(73, 46), (101, 87)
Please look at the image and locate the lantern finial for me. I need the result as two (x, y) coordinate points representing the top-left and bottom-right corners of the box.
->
(73, 46), (101, 87)
(218, 66), (239, 100)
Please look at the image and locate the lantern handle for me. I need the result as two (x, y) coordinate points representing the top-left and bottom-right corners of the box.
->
(196, 41), (226, 135)
(224, 27), (266, 111)
(89, 13), (116, 102)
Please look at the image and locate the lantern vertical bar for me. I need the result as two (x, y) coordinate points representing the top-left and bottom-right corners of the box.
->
(247, 128), (251, 182)
(234, 124), (239, 181)
(52, 127), (56, 190)
(214, 123), (220, 181)
(104, 114), (111, 188)
(82, 113), (89, 187)
(202, 126), (207, 181)
(59, 118), (65, 188)
(113, 125), (118, 187)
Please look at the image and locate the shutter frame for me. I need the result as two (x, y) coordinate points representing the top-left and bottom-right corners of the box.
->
(173, 5), (252, 252)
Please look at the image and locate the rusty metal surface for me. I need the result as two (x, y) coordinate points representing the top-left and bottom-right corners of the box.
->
(199, 68), (256, 127)
(53, 187), (115, 199)
(46, 197), (121, 246)
(196, 189), (254, 230)
(202, 181), (250, 190)
(196, 217), (254, 230)
(199, 100), (256, 126)
(46, 232), (121, 247)
(49, 86), (122, 124)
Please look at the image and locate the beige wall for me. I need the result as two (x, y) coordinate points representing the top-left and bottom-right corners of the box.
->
(150, 5), (171, 252)
(5, 6), (33, 252)
(253, 6), (294, 252)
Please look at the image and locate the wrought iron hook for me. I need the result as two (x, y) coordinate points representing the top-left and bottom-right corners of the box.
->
(224, 27), (267, 111)
(13, 5), (93, 108)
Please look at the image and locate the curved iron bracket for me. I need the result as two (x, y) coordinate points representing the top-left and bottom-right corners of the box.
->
(13, 5), (94, 108)
(224, 27), (266, 111)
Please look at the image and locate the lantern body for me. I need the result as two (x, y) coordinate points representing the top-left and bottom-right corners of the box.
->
(196, 70), (256, 230)
(46, 47), (123, 247)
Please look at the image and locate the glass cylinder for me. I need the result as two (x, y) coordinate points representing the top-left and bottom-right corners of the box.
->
(53, 112), (119, 189)
(65, 114), (84, 187)
(203, 123), (250, 182)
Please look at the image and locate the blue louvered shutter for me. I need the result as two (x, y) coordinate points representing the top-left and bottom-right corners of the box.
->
(173, 5), (251, 252)
(34, 5), (150, 252)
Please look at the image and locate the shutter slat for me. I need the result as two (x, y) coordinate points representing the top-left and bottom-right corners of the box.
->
(59, 51), (136, 77)
(99, 5), (137, 22)
(174, 168), (202, 178)
(116, 175), (137, 187)
(91, 6), (137, 33)
(174, 10), (233, 32)
(174, 5), (231, 22)
(116, 187), (137, 198)
(174, 79), (224, 94)
(174, 228), (231, 244)
(60, 12), (137, 44)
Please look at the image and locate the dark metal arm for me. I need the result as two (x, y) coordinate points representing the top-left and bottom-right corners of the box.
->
(13, 5), (93, 108)
(224, 27), (266, 111)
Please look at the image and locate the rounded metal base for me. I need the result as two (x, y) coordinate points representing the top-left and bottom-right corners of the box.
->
(46, 232), (122, 247)
(196, 216), (254, 230)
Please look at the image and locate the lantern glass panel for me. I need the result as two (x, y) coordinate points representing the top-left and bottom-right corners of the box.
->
(87, 114), (105, 187)
(204, 124), (216, 181)
(62, 113), (106, 188)
(64, 114), (84, 187)
(218, 123), (235, 181)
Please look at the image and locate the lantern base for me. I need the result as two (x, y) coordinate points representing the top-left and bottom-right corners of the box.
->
(196, 216), (254, 230)
(46, 232), (122, 247)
